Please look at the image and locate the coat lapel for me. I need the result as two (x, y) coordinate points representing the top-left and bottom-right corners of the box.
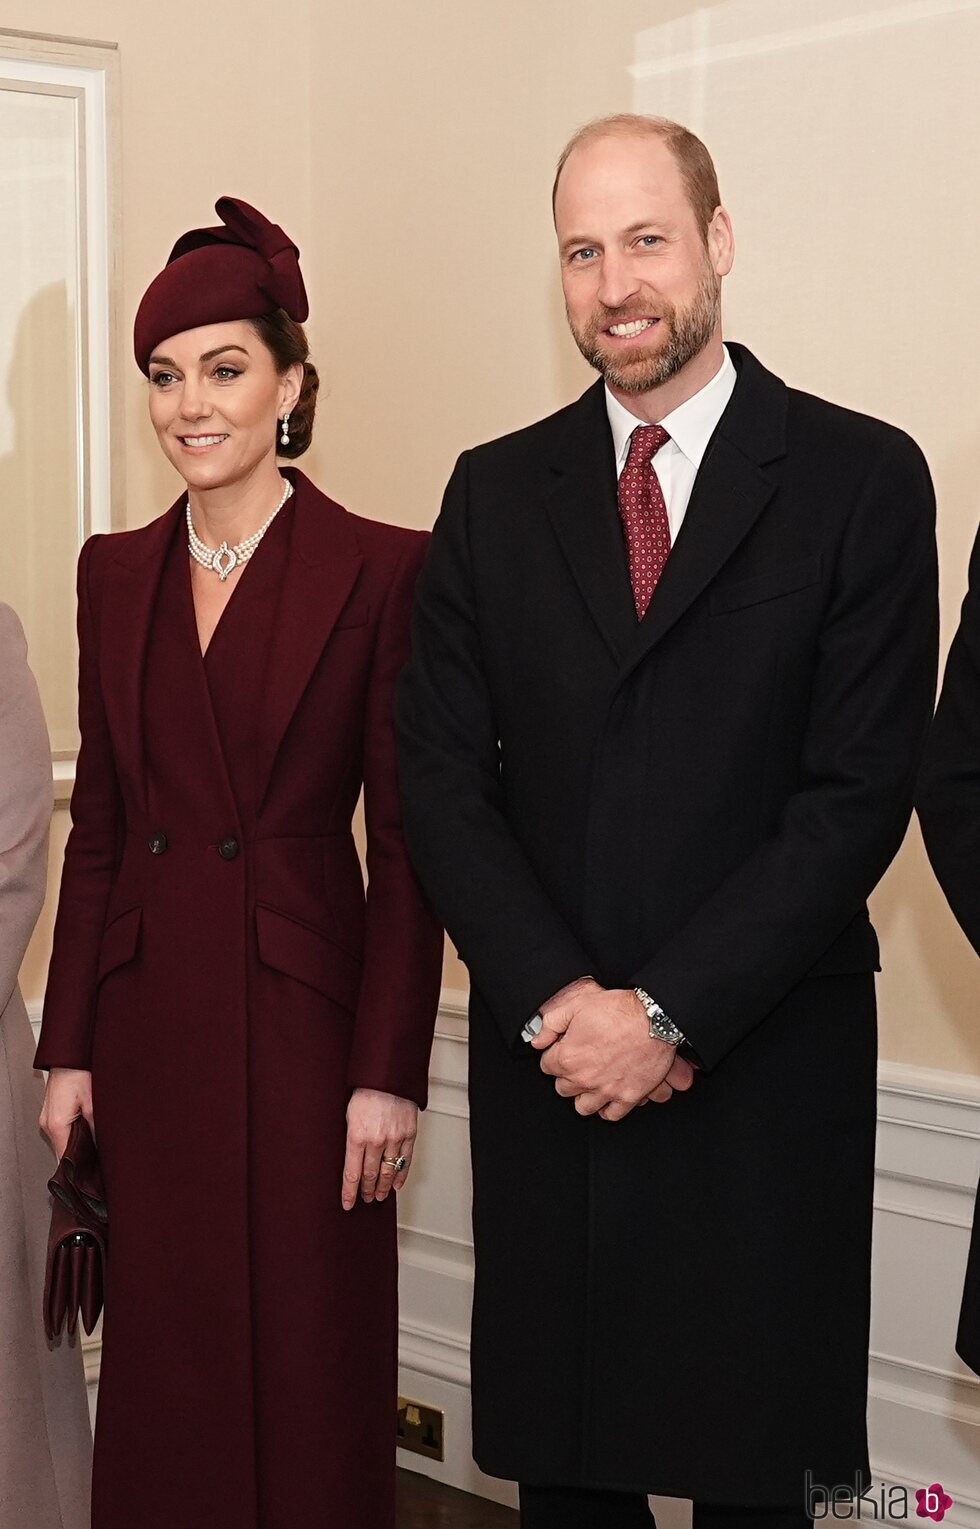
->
(255, 471), (363, 805)
(543, 382), (638, 664)
(99, 502), (183, 817)
(543, 349), (788, 676)
(615, 343), (789, 685)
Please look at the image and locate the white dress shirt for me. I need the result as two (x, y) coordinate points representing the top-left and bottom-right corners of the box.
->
(605, 344), (737, 541)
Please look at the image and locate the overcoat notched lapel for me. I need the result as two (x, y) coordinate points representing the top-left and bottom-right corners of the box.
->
(254, 472), (362, 805)
(544, 345), (789, 683)
(101, 503), (243, 824)
(544, 384), (638, 664)
(621, 349), (788, 682)
(99, 505), (182, 819)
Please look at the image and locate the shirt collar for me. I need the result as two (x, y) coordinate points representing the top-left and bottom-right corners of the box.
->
(605, 344), (737, 474)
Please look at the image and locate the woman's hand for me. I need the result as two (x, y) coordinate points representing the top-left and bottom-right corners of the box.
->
(342, 1088), (418, 1211)
(39, 1068), (94, 1159)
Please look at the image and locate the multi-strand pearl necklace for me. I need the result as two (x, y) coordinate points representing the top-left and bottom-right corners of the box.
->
(186, 477), (294, 581)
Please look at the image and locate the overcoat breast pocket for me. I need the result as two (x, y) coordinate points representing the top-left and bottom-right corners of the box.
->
(255, 904), (362, 1015)
(708, 554), (823, 614)
(96, 905), (143, 982)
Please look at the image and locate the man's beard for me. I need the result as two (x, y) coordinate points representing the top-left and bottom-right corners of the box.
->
(568, 264), (720, 394)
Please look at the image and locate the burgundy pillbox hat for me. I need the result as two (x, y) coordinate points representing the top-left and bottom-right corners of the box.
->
(133, 196), (309, 373)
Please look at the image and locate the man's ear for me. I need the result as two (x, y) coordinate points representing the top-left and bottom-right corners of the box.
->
(708, 206), (735, 279)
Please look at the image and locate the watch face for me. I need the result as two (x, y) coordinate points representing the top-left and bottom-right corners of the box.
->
(635, 989), (681, 1044)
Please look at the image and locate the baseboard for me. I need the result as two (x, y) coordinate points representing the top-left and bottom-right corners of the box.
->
(42, 992), (980, 1519)
(399, 1004), (980, 1518)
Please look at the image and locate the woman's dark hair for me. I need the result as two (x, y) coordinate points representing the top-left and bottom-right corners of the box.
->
(250, 308), (319, 459)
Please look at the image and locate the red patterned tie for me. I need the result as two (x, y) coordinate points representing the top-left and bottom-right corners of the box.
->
(617, 424), (671, 618)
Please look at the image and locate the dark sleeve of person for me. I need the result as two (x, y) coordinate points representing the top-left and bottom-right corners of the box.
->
(916, 520), (980, 956)
(35, 537), (125, 1071)
(345, 533), (445, 1109)
(632, 434), (939, 1072)
(396, 454), (595, 1047)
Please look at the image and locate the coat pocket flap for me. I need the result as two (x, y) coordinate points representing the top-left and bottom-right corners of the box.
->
(709, 555), (823, 613)
(96, 906), (142, 982)
(255, 904), (362, 1014)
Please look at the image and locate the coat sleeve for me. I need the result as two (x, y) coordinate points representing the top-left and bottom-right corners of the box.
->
(916, 520), (980, 956)
(632, 434), (939, 1071)
(35, 538), (124, 1071)
(396, 454), (595, 1046)
(0, 604), (52, 1017)
(345, 532), (444, 1108)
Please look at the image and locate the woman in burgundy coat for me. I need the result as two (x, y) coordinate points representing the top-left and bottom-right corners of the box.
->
(35, 198), (443, 1529)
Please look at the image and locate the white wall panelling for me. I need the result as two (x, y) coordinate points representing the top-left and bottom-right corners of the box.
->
(399, 1021), (980, 1525)
(0, 33), (120, 768)
(871, 1066), (980, 1525)
(31, 999), (980, 1520)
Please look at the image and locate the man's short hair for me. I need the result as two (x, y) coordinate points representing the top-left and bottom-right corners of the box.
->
(552, 114), (722, 243)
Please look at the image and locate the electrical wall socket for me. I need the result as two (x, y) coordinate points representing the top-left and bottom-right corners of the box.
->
(397, 1396), (445, 1461)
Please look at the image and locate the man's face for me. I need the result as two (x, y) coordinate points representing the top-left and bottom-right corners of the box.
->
(555, 133), (731, 395)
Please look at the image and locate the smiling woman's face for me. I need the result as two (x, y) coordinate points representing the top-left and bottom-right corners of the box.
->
(147, 320), (298, 490)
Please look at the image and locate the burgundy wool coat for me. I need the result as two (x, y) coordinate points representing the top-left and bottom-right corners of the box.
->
(35, 469), (443, 1529)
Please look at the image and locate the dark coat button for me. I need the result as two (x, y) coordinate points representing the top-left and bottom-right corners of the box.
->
(148, 832), (168, 855)
(218, 836), (240, 861)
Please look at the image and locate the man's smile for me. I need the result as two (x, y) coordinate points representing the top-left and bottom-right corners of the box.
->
(605, 317), (660, 339)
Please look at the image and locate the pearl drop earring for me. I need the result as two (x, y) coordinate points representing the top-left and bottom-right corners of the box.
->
(280, 412), (291, 448)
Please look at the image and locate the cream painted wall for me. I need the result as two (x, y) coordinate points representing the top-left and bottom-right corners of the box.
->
(0, 87), (81, 754)
(2, 0), (315, 520)
(305, 0), (727, 999)
(628, 0), (980, 1077)
(9, 0), (980, 1077)
(5, 0), (317, 1004)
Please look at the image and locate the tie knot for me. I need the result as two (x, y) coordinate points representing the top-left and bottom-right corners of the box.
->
(625, 423), (670, 467)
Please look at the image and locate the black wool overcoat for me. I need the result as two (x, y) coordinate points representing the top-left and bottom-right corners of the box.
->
(916, 522), (980, 1378)
(397, 345), (938, 1504)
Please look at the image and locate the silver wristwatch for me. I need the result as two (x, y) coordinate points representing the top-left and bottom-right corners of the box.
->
(633, 987), (686, 1047)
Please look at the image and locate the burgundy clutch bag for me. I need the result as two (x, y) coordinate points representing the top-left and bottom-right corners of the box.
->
(43, 1116), (108, 1340)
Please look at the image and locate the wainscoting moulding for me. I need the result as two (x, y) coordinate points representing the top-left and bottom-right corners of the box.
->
(29, 992), (980, 1524)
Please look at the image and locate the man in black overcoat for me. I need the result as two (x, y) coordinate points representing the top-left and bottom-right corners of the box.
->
(397, 114), (939, 1528)
(916, 527), (980, 1379)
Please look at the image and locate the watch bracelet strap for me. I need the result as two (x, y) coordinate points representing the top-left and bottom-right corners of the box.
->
(633, 986), (686, 1046)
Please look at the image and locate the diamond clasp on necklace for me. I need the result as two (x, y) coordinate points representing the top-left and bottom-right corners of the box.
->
(213, 543), (238, 581)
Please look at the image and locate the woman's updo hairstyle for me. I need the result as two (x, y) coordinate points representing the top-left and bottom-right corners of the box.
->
(251, 309), (320, 459)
